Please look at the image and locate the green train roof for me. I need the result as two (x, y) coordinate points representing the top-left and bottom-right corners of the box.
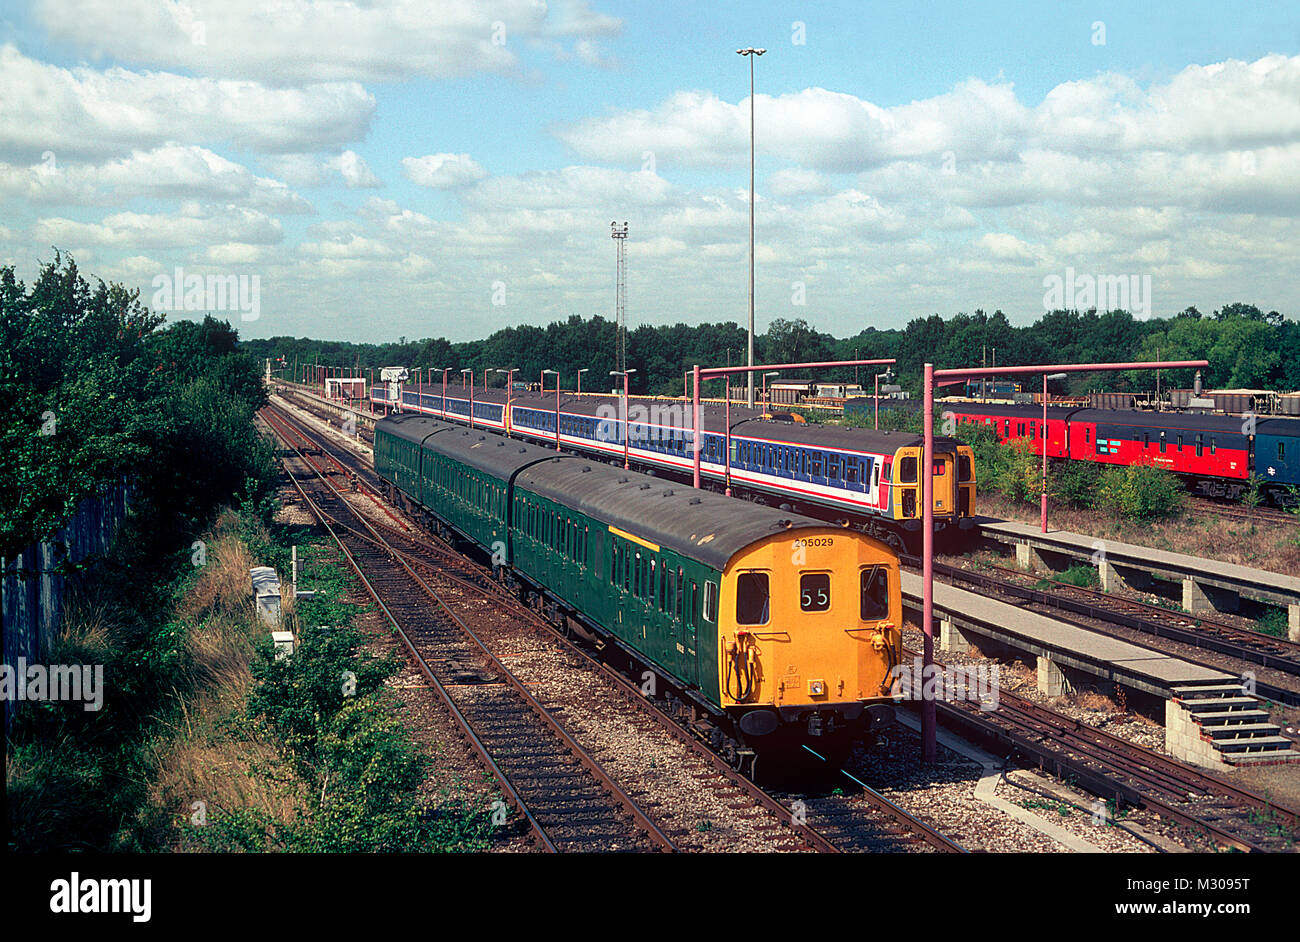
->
(516, 457), (843, 571)
(377, 413), (874, 571)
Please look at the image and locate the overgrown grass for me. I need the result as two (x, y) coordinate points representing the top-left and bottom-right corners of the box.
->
(173, 526), (495, 852)
(8, 507), (496, 853)
(1055, 564), (1101, 588)
(1253, 608), (1290, 639)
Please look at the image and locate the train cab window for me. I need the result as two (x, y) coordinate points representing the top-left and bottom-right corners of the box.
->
(703, 581), (717, 623)
(860, 567), (890, 621)
(899, 456), (917, 484)
(873, 463), (881, 492)
(800, 573), (830, 612)
(736, 572), (771, 625)
(959, 455), (972, 482)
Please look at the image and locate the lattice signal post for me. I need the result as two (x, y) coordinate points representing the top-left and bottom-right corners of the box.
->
(611, 221), (629, 378)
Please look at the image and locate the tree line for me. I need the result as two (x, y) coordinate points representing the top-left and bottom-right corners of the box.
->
(2, 253), (274, 557)
(243, 302), (1296, 399)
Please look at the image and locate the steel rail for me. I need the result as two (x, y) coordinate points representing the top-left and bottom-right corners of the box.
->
(263, 400), (970, 853)
(263, 408), (677, 853)
(899, 646), (1298, 851)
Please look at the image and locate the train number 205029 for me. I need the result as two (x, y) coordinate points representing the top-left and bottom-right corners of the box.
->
(792, 538), (835, 548)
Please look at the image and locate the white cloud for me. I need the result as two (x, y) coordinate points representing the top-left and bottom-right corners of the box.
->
(0, 44), (375, 162)
(0, 144), (312, 213)
(298, 233), (397, 260)
(263, 150), (380, 188)
(33, 204), (283, 248)
(767, 168), (831, 198)
(204, 243), (276, 265)
(557, 55), (1300, 176)
(974, 232), (1039, 263)
(465, 165), (672, 208)
(402, 153), (488, 189)
(556, 82), (1027, 171)
(35, 0), (621, 84)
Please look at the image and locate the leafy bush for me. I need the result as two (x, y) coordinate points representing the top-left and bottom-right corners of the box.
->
(1050, 459), (1105, 509)
(1056, 564), (1101, 587)
(1096, 463), (1185, 521)
(1241, 473), (1265, 508)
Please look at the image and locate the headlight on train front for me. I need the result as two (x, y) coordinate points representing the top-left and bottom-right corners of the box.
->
(808, 679), (826, 697)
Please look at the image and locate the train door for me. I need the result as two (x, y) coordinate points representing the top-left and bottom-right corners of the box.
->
(684, 577), (700, 684)
(930, 450), (957, 515)
(1257, 433), (1298, 488)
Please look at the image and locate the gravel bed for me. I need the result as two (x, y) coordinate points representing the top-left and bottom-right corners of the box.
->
(434, 599), (810, 852)
(270, 396), (1198, 852)
(894, 622), (1252, 851)
(844, 720), (1155, 853)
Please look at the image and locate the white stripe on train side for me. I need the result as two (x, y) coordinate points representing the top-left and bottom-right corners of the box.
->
(380, 389), (906, 515)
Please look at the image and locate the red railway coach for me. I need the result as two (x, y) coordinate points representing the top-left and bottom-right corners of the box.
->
(945, 402), (1253, 497)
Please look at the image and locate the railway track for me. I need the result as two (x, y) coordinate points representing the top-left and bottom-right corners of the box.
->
(269, 396), (1300, 852)
(919, 656), (1300, 852)
(917, 556), (1300, 704)
(261, 401), (967, 853)
(1188, 496), (1297, 526)
(263, 407), (676, 852)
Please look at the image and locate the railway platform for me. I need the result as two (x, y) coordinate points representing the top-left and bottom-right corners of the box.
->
(975, 518), (1300, 641)
(898, 572), (1300, 768)
(900, 570), (1231, 702)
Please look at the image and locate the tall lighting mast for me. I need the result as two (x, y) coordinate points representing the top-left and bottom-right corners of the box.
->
(737, 46), (765, 408)
(611, 221), (629, 377)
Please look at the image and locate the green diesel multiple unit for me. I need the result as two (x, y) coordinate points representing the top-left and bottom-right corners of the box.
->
(374, 413), (903, 748)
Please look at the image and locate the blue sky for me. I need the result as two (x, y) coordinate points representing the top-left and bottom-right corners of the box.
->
(2, 0), (1298, 342)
